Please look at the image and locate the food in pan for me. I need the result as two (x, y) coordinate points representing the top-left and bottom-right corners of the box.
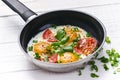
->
(27, 25), (98, 63)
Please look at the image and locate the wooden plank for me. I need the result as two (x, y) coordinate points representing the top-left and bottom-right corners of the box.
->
(0, 42), (23, 57)
(0, 27), (19, 44)
(0, 55), (39, 74)
(0, 61), (119, 80)
(1, 0), (120, 16)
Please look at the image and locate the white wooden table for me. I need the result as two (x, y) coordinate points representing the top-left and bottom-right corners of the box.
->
(0, 0), (120, 80)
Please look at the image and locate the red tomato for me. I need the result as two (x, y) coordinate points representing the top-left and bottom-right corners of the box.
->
(47, 35), (57, 42)
(49, 54), (58, 63)
(43, 29), (52, 39)
(74, 37), (97, 55)
(43, 29), (57, 42)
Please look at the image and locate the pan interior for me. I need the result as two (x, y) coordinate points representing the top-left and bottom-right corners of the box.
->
(20, 10), (105, 52)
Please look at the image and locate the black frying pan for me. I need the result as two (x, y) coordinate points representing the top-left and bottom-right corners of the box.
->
(2, 0), (106, 72)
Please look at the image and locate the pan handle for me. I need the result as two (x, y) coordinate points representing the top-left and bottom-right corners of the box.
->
(2, 0), (37, 22)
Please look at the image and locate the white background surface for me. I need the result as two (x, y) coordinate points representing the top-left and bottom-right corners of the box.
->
(0, 0), (120, 80)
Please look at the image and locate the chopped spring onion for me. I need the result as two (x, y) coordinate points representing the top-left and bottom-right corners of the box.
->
(78, 67), (85, 76)
(103, 64), (109, 71)
(74, 27), (79, 31)
(33, 40), (38, 43)
(34, 53), (40, 59)
(88, 61), (95, 65)
(91, 64), (98, 72)
(28, 46), (33, 51)
(105, 36), (111, 44)
(98, 56), (109, 63)
(86, 33), (91, 37)
(78, 69), (82, 76)
(44, 57), (48, 62)
(51, 24), (57, 29)
(117, 68), (120, 72)
(90, 73), (99, 78)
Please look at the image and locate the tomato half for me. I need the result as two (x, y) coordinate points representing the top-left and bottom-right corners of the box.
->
(74, 37), (97, 55)
(43, 29), (57, 42)
(49, 54), (58, 63)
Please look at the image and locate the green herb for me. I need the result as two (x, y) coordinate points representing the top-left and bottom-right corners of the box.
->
(90, 73), (99, 78)
(86, 33), (91, 37)
(113, 71), (116, 74)
(32, 40), (38, 43)
(117, 68), (120, 72)
(53, 46), (59, 49)
(60, 36), (69, 44)
(106, 49), (120, 67)
(98, 56), (109, 63)
(78, 69), (82, 76)
(55, 48), (64, 56)
(73, 37), (79, 42)
(88, 61), (95, 65)
(111, 48), (115, 56)
(71, 42), (78, 47)
(94, 52), (99, 59)
(63, 46), (73, 52)
(111, 61), (118, 67)
(46, 46), (51, 51)
(91, 65), (98, 72)
(94, 47), (98, 51)
(44, 57), (48, 62)
(28, 46), (33, 51)
(34, 53), (40, 59)
(51, 48), (55, 53)
(51, 42), (60, 46)
(115, 52), (120, 58)
(74, 27), (79, 32)
(103, 64), (109, 71)
(105, 36), (111, 44)
(56, 60), (61, 63)
(106, 50), (111, 56)
(80, 67), (85, 70)
(55, 29), (66, 40)
(51, 24), (57, 29)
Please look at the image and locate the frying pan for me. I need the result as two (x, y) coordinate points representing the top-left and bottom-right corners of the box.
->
(2, 0), (106, 72)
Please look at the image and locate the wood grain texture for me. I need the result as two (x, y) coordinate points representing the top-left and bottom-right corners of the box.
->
(0, 0), (120, 80)
(1, 0), (120, 16)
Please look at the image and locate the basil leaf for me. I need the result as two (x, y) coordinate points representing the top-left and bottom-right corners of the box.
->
(60, 36), (69, 44)
(51, 41), (60, 46)
(63, 46), (73, 52)
(55, 29), (66, 40)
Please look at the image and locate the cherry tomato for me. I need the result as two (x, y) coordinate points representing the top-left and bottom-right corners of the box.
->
(47, 35), (57, 42)
(43, 29), (57, 42)
(49, 54), (58, 63)
(74, 37), (97, 55)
